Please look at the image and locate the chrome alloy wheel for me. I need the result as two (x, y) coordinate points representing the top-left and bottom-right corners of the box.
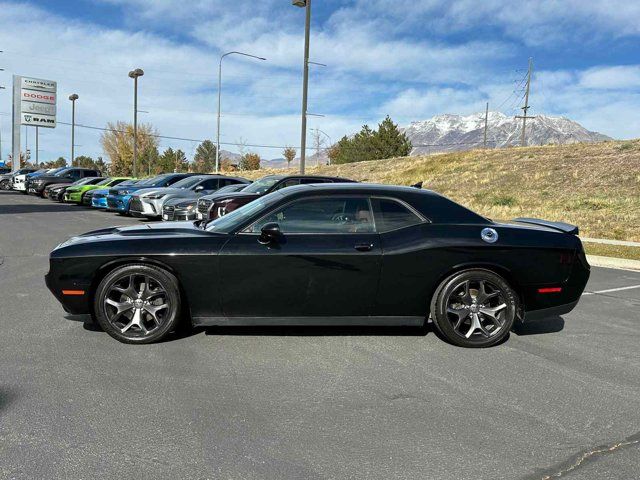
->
(445, 279), (508, 340)
(103, 273), (170, 337)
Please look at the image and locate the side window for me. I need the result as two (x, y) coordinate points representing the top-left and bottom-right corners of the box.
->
(68, 170), (82, 180)
(200, 178), (220, 190)
(300, 178), (327, 184)
(223, 178), (241, 187)
(248, 197), (374, 234)
(272, 179), (300, 191)
(110, 178), (127, 186)
(371, 198), (424, 232)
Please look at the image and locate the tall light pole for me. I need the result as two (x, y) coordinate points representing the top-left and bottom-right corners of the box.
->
(128, 68), (144, 177)
(215, 51), (266, 173)
(293, 0), (311, 174)
(68, 94), (78, 166)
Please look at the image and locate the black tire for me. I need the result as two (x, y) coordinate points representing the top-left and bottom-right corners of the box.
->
(0, 179), (9, 190)
(430, 269), (517, 348)
(94, 264), (182, 344)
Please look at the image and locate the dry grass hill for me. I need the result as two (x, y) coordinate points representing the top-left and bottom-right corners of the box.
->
(246, 139), (640, 255)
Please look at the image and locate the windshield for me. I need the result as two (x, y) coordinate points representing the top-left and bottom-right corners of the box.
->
(217, 183), (246, 194)
(96, 178), (112, 186)
(134, 175), (169, 187)
(205, 191), (283, 233)
(45, 168), (66, 176)
(242, 176), (281, 195)
(171, 176), (205, 189)
(72, 178), (96, 186)
(53, 168), (73, 177)
(119, 180), (137, 186)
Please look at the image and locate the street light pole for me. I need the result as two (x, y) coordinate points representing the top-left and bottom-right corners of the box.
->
(68, 94), (78, 166)
(293, 0), (311, 174)
(216, 51), (266, 173)
(128, 68), (144, 177)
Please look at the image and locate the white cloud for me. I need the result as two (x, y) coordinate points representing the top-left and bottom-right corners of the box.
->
(579, 66), (640, 90)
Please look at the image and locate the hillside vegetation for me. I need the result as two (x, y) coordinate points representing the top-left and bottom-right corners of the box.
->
(249, 139), (640, 243)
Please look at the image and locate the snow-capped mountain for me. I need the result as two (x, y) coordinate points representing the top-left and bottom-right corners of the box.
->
(401, 112), (611, 155)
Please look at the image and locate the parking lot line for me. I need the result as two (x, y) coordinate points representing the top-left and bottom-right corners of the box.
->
(583, 284), (640, 296)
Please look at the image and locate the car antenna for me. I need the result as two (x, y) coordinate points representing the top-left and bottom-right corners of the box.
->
(411, 181), (423, 189)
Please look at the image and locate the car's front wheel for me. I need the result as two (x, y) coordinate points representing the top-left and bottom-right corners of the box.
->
(94, 264), (182, 344)
(0, 179), (10, 190)
(430, 269), (517, 348)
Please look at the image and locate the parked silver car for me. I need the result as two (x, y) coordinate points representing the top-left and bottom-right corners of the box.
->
(128, 174), (250, 219)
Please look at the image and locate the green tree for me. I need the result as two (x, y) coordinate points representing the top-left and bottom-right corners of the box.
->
(331, 116), (411, 164)
(193, 140), (217, 173)
(156, 147), (189, 173)
(282, 146), (296, 168)
(239, 152), (261, 171)
(100, 121), (159, 176)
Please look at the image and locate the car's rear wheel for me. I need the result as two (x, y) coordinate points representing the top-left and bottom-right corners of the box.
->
(0, 179), (10, 190)
(430, 269), (517, 348)
(94, 264), (181, 344)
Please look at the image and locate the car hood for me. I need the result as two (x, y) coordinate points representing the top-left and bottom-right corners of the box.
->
(46, 183), (72, 190)
(32, 175), (68, 183)
(134, 187), (187, 197)
(52, 221), (218, 252)
(164, 197), (197, 207)
(200, 191), (259, 202)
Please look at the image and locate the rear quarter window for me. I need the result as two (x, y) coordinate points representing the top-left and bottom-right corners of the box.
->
(371, 197), (425, 232)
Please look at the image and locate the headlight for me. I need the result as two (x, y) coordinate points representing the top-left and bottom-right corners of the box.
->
(119, 190), (131, 195)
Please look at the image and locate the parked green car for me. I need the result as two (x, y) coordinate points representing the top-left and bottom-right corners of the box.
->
(64, 177), (134, 204)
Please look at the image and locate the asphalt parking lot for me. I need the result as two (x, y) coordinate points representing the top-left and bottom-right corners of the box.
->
(0, 190), (639, 480)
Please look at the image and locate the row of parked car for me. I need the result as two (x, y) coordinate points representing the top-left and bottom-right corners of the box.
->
(2, 165), (355, 223)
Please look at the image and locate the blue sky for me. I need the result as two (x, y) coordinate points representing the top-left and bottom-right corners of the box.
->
(1, 0), (639, 162)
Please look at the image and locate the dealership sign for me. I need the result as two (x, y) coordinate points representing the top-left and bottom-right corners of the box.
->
(15, 76), (57, 128)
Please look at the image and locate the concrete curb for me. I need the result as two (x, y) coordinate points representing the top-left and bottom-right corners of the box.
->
(581, 237), (640, 247)
(586, 255), (640, 272)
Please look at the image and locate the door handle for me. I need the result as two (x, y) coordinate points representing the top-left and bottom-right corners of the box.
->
(354, 243), (373, 252)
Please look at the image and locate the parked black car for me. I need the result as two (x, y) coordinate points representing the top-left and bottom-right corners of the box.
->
(46, 183), (590, 347)
(196, 174), (356, 221)
(162, 182), (250, 221)
(45, 177), (105, 201)
(27, 167), (102, 196)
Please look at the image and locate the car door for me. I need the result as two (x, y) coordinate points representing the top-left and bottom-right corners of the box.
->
(218, 195), (382, 319)
(370, 197), (433, 317)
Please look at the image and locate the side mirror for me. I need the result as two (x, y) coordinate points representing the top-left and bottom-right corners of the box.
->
(258, 222), (281, 245)
(195, 185), (204, 192)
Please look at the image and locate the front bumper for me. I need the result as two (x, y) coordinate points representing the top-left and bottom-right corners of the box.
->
(163, 207), (197, 221)
(92, 195), (108, 208)
(106, 194), (133, 212)
(65, 192), (83, 203)
(129, 196), (162, 218)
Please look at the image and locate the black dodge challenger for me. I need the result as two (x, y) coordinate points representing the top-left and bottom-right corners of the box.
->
(46, 183), (590, 347)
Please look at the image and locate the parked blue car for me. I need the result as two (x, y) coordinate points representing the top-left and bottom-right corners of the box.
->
(106, 173), (197, 215)
(92, 180), (139, 209)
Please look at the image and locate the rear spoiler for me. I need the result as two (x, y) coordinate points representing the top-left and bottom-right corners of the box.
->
(513, 217), (579, 235)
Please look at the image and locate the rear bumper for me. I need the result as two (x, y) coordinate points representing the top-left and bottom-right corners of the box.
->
(522, 253), (590, 321)
(524, 300), (579, 321)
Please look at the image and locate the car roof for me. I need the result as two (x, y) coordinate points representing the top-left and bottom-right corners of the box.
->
(276, 182), (438, 196)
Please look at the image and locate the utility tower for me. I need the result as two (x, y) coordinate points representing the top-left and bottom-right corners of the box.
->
(516, 58), (535, 146)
